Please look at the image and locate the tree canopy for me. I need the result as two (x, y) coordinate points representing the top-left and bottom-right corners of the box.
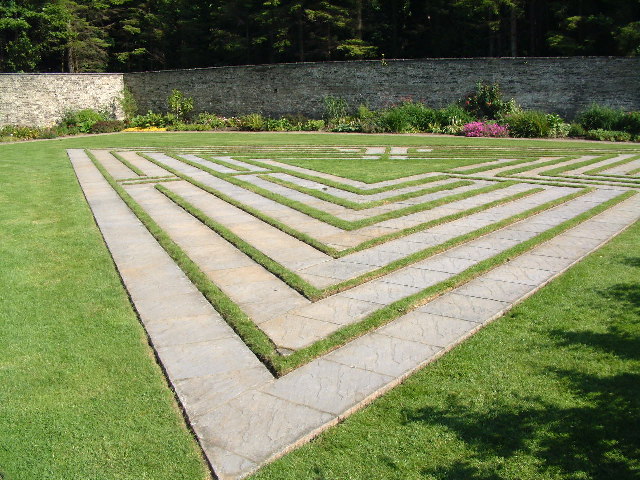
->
(1, 0), (639, 72)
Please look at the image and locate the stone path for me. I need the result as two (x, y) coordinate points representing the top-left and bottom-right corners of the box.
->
(69, 145), (640, 480)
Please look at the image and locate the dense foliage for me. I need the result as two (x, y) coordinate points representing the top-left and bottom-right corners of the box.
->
(1, 0), (639, 73)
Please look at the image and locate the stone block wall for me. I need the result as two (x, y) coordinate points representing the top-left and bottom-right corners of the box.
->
(0, 73), (124, 127)
(125, 57), (640, 120)
(1, 58), (639, 126)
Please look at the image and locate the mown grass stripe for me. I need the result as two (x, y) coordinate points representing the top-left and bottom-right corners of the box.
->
(111, 151), (146, 176)
(259, 174), (473, 210)
(156, 184), (323, 300)
(582, 154), (640, 176)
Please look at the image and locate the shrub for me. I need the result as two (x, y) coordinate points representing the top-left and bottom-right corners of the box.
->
(264, 117), (295, 131)
(618, 111), (640, 135)
(300, 119), (325, 131)
(238, 113), (265, 131)
(0, 125), (44, 140)
(167, 89), (194, 121)
(461, 82), (520, 120)
(568, 123), (586, 137)
(576, 104), (625, 131)
(546, 113), (570, 138)
(462, 121), (509, 138)
(89, 120), (125, 134)
(196, 112), (227, 129)
(119, 86), (138, 121)
(323, 96), (350, 124)
(436, 104), (475, 127)
(166, 123), (210, 131)
(506, 110), (551, 138)
(130, 111), (167, 128)
(61, 109), (109, 133)
(331, 119), (363, 133)
(586, 129), (632, 142)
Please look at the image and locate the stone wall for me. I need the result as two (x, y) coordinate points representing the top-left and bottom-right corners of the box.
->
(2, 58), (639, 126)
(125, 57), (640, 120)
(0, 73), (124, 127)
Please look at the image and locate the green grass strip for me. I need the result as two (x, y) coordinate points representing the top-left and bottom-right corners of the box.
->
(326, 187), (586, 293)
(260, 174), (474, 210)
(627, 166), (640, 175)
(231, 157), (457, 194)
(111, 151), (146, 176)
(456, 156), (568, 175)
(277, 189), (636, 373)
(540, 154), (617, 176)
(120, 178), (182, 185)
(199, 155), (252, 172)
(117, 175), (176, 182)
(148, 152), (517, 231)
(582, 154), (640, 176)
(87, 151), (282, 374)
(497, 155), (607, 178)
(156, 184), (322, 300)
(335, 187), (547, 256)
(139, 152), (338, 256)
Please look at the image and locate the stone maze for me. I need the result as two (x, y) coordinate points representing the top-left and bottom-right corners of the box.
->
(69, 145), (640, 479)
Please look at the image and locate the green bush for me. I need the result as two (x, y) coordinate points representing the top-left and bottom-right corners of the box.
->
(238, 113), (265, 131)
(586, 129), (632, 142)
(331, 119), (363, 133)
(60, 109), (109, 133)
(119, 86), (138, 121)
(130, 111), (167, 128)
(323, 96), (350, 124)
(618, 111), (640, 135)
(89, 120), (125, 134)
(546, 113), (570, 138)
(264, 117), (295, 131)
(436, 104), (475, 127)
(300, 119), (325, 131)
(461, 82), (520, 120)
(568, 123), (586, 137)
(576, 104), (625, 131)
(167, 89), (194, 121)
(166, 123), (210, 131)
(506, 110), (551, 138)
(196, 112), (227, 129)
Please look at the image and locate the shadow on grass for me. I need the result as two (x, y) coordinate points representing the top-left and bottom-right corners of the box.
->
(401, 277), (640, 479)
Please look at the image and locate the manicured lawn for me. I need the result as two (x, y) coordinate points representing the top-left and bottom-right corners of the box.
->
(1, 132), (638, 480)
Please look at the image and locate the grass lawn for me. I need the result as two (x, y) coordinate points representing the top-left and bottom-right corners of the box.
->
(1, 132), (638, 480)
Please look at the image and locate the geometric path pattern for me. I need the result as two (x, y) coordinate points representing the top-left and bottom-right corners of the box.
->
(69, 145), (640, 479)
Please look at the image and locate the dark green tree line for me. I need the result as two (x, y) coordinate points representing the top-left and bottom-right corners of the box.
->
(1, 0), (638, 72)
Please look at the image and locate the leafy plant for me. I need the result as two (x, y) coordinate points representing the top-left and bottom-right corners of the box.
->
(167, 89), (194, 121)
(238, 113), (265, 131)
(89, 120), (125, 134)
(586, 129), (631, 142)
(60, 109), (109, 133)
(576, 104), (625, 131)
(546, 113), (570, 138)
(568, 123), (586, 137)
(618, 111), (640, 135)
(119, 86), (138, 121)
(130, 111), (167, 128)
(461, 82), (519, 120)
(323, 96), (350, 124)
(506, 111), (551, 138)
